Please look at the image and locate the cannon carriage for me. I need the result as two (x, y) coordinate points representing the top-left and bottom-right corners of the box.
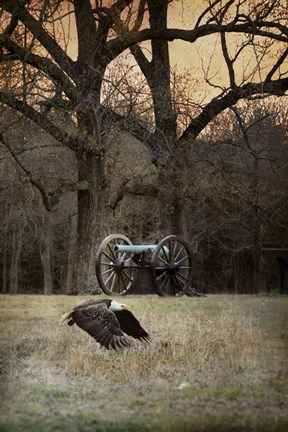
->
(95, 234), (193, 297)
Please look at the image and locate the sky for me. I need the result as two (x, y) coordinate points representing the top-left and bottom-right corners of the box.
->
(139, 1), (229, 93)
(61, 0), (285, 99)
(61, 0), (227, 97)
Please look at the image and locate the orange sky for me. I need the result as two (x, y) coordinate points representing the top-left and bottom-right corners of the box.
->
(141, 1), (228, 93)
(62, 0), (285, 98)
(166, 1), (286, 96)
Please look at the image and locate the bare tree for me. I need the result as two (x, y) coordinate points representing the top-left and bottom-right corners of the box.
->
(188, 100), (288, 293)
(0, 109), (76, 294)
(0, 0), (287, 293)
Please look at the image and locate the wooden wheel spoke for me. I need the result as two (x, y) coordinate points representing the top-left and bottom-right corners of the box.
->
(168, 274), (179, 296)
(103, 250), (115, 263)
(162, 246), (170, 264)
(171, 241), (178, 259)
(101, 267), (115, 276)
(177, 266), (190, 271)
(107, 243), (117, 261)
(120, 252), (128, 261)
(119, 273), (127, 288)
(174, 245), (184, 262)
(176, 254), (189, 265)
(155, 270), (167, 282)
(100, 260), (115, 266)
(174, 273), (186, 287)
(110, 273), (117, 292)
(104, 269), (115, 286)
(176, 270), (189, 283)
(157, 255), (169, 266)
(122, 270), (134, 282)
(117, 274), (124, 292)
(158, 272), (170, 290)
(96, 234), (135, 295)
(151, 235), (192, 296)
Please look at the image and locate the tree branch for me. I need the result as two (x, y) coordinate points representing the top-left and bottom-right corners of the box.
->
(108, 21), (288, 61)
(0, 130), (54, 211)
(0, 0), (77, 80)
(132, 0), (147, 32)
(74, 0), (98, 62)
(194, 0), (222, 29)
(0, 91), (81, 152)
(129, 44), (153, 84)
(101, 105), (159, 161)
(220, 31), (236, 89)
(180, 77), (288, 142)
(108, 176), (158, 211)
(265, 47), (288, 81)
(0, 130), (89, 211)
(0, 35), (79, 102)
(2, 13), (19, 35)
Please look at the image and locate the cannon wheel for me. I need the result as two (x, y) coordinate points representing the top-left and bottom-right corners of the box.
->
(151, 235), (193, 297)
(95, 234), (136, 296)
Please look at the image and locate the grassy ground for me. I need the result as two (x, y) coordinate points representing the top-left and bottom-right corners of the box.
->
(0, 294), (287, 432)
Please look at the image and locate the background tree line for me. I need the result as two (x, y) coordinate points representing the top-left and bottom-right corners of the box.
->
(0, 0), (287, 295)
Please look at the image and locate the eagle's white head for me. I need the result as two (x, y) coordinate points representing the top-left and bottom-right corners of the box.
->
(109, 300), (130, 312)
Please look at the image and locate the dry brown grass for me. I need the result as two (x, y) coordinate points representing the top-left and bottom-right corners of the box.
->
(0, 294), (288, 431)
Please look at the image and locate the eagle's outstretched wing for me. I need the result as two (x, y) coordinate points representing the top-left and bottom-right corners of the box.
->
(71, 303), (129, 350)
(115, 310), (151, 342)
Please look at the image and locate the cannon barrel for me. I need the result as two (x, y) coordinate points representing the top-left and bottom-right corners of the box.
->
(114, 244), (169, 255)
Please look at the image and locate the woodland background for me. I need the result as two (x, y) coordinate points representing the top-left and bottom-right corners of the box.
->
(0, 0), (287, 296)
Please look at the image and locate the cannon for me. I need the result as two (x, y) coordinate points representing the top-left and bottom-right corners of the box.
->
(95, 234), (193, 297)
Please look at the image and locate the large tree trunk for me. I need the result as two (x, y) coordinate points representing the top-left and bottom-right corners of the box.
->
(9, 226), (23, 295)
(73, 148), (107, 294)
(146, 0), (182, 239)
(65, 213), (77, 294)
(40, 211), (53, 295)
(251, 157), (261, 294)
(158, 169), (187, 238)
(171, 190), (187, 237)
(2, 205), (9, 293)
(2, 235), (8, 293)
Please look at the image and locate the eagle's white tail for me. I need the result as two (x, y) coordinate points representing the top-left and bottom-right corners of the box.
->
(59, 311), (72, 325)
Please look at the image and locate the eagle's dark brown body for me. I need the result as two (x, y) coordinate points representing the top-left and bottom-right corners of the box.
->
(60, 299), (151, 350)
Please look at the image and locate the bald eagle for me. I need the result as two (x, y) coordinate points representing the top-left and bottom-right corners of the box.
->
(60, 299), (151, 350)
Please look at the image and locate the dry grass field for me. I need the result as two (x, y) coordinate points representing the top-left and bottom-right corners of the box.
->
(0, 294), (287, 432)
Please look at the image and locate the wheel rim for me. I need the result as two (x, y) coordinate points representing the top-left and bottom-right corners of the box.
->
(151, 235), (192, 296)
(95, 234), (135, 296)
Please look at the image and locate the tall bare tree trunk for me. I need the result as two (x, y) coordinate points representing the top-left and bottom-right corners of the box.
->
(65, 213), (77, 294)
(146, 0), (182, 238)
(2, 205), (9, 293)
(40, 211), (53, 295)
(2, 235), (8, 293)
(73, 135), (107, 294)
(252, 157), (261, 294)
(9, 227), (23, 295)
